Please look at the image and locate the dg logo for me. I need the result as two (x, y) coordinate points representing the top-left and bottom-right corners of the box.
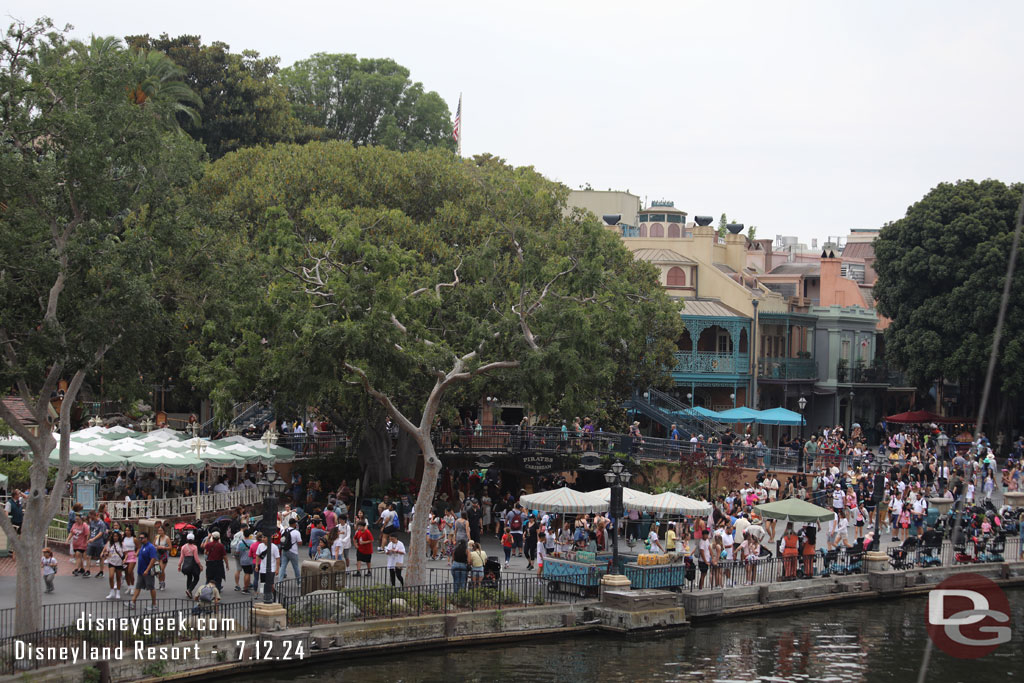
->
(926, 573), (1012, 659)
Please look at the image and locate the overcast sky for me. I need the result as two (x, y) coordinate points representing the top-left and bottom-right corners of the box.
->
(8, 1), (1022, 243)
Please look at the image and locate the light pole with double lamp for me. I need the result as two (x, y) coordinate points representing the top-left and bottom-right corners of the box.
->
(604, 460), (632, 575)
(797, 396), (808, 473)
(257, 467), (287, 603)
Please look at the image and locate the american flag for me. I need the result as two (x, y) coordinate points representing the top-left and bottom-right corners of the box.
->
(452, 94), (462, 144)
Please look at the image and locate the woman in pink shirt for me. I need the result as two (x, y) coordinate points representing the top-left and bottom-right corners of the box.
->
(70, 517), (90, 576)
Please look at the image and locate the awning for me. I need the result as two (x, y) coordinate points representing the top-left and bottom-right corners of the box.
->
(755, 407), (804, 426)
(885, 410), (966, 425)
(518, 487), (607, 514)
(754, 498), (835, 523)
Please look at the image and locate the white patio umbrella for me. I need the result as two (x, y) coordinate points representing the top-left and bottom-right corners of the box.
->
(220, 442), (273, 463)
(519, 487), (607, 514)
(590, 487), (658, 512)
(647, 491), (713, 517)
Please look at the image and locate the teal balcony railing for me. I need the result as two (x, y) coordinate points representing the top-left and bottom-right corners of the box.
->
(673, 351), (749, 375)
(757, 357), (817, 380)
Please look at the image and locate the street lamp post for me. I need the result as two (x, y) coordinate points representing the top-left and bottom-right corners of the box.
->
(706, 453), (714, 501)
(603, 461), (631, 575)
(937, 432), (949, 463)
(847, 390), (855, 434)
(257, 467), (286, 603)
(797, 396), (808, 473)
(188, 424), (207, 517)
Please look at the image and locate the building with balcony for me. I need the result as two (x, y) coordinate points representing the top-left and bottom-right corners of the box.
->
(567, 190), (913, 443)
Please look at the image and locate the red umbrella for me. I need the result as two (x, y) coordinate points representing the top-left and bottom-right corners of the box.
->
(885, 410), (966, 424)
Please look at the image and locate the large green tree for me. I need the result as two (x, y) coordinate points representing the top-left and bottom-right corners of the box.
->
(873, 179), (1024, 420)
(278, 53), (455, 152)
(0, 18), (204, 632)
(186, 142), (681, 583)
(126, 34), (299, 159)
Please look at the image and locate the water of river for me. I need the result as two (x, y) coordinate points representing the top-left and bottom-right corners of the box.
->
(252, 590), (1023, 682)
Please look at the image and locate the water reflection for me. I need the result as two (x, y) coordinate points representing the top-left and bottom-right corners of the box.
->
(254, 591), (1021, 683)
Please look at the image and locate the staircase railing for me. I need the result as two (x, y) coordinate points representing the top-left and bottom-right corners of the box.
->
(199, 400), (264, 437)
(643, 388), (727, 439)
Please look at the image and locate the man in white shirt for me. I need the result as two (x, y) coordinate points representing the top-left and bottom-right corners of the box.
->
(335, 514), (352, 566)
(256, 533), (281, 594)
(384, 533), (406, 586)
(213, 480), (230, 494)
(767, 475), (780, 502)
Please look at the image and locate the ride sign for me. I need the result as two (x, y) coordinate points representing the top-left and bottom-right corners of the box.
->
(926, 573), (1011, 659)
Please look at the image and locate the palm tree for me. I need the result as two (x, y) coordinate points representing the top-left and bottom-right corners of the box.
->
(128, 49), (202, 126)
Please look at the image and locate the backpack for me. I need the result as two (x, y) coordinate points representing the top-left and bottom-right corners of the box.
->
(198, 585), (215, 603)
(510, 512), (523, 531)
(281, 528), (294, 552)
(239, 540), (253, 567)
(230, 533), (243, 556)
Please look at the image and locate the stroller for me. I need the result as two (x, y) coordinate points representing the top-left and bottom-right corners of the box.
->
(482, 556), (502, 588)
(888, 536), (918, 570)
(173, 522), (198, 555)
(977, 533), (1006, 563)
(917, 530), (943, 567)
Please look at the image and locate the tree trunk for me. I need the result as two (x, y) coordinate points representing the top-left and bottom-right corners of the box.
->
(12, 498), (46, 635)
(392, 430), (420, 480)
(356, 417), (392, 489)
(404, 437), (441, 586)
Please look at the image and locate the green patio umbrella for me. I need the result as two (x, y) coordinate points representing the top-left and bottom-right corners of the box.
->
(0, 437), (29, 454)
(127, 448), (204, 472)
(47, 444), (128, 469)
(753, 498), (835, 523)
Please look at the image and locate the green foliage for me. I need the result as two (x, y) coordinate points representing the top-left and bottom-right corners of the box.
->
(873, 179), (1024, 396)
(532, 591), (545, 606)
(337, 586), (442, 616)
(126, 34), (298, 159)
(0, 460), (57, 491)
(746, 225), (757, 241)
(718, 213), (728, 239)
(0, 18), (205, 398)
(82, 665), (101, 683)
(278, 53), (455, 153)
(141, 660), (168, 677)
(449, 587), (520, 608)
(185, 143), (682, 442)
(491, 608), (505, 630)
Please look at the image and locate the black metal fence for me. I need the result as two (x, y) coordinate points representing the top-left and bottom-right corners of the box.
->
(274, 566), (538, 601)
(0, 599), (253, 675)
(0, 598), (197, 638)
(281, 575), (575, 628)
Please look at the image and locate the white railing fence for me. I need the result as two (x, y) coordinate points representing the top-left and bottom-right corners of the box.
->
(58, 487), (262, 521)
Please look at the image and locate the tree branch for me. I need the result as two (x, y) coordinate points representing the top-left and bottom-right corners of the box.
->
(343, 362), (419, 436)
(407, 257), (463, 300)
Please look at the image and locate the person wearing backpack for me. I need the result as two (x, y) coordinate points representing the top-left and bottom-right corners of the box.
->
(277, 518), (302, 583)
(236, 529), (255, 594)
(230, 527), (245, 592)
(192, 579), (221, 616)
(506, 505), (525, 558)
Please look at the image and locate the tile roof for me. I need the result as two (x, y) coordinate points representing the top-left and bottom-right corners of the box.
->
(2, 396), (37, 425)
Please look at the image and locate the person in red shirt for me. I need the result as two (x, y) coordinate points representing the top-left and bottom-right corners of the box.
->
(354, 521), (374, 577)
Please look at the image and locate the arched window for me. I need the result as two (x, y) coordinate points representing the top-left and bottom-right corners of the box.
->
(639, 224), (647, 237)
(667, 266), (687, 287)
(667, 225), (680, 238)
(649, 223), (664, 237)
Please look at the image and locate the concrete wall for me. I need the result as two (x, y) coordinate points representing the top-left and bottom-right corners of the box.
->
(567, 190), (641, 227)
